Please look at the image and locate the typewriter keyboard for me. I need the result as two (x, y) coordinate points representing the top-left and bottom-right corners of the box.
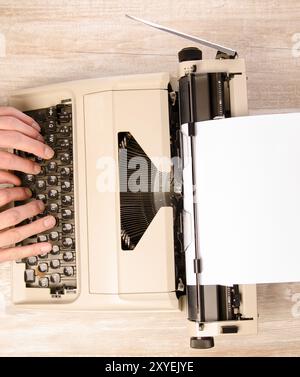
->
(15, 101), (77, 295)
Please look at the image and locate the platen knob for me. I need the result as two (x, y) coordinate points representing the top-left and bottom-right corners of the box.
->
(178, 47), (202, 62)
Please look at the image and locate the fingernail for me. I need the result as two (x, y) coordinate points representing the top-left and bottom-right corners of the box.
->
(37, 200), (45, 211)
(25, 188), (32, 196)
(39, 243), (52, 254)
(34, 164), (41, 174)
(43, 216), (56, 228)
(32, 121), (41, 131)
(44, 146), (54, 159)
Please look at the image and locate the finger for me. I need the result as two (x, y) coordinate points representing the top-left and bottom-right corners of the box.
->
(0, 171), (21, 186)
(0, 200), (44, 230)
(0, 187), (32, 207)
(0, 242), (52, 263)
(0, 116), (44, 142)
(0, 215), (56, 247)
(0, 131), (54, 160)
(0, 150), (41, 175)
(0, 106), (41, 131)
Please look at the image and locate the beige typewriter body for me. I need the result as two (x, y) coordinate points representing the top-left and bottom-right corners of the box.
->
(10, 57), (257, 341)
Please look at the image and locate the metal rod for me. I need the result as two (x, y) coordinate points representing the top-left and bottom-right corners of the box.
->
(126, 14), (237, 57)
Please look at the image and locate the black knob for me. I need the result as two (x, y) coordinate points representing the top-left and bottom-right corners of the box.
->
(178, 47), (202, 62)
(190, 336), (214, 349)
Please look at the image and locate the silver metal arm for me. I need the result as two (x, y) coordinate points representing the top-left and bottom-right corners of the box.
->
(126, 14), (237, 57)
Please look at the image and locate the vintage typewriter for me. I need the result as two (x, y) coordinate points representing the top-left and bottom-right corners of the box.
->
(9, 17), (257, 349)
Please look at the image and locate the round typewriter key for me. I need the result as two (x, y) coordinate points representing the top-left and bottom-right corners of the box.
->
(62, 237), (73, 248)
(38, 263), (48, 273)
(47, 161), (57, 172)
(60, 125), (70, 135)
(62, 209), (72, 220)
(50, 273), (61, 284)
(48, 189), (59, 200)
(62, 195), (72, 206)
(49, 231), (59, 241)
(36, 180), (46, 191)
(24, 174), (35, 185)
(63, 251), (73, 262)
(46, 121), (56, 132)
(50, 259), (60, 269)
(51, 245), (60, 255)
(24, 269), (35, 283)
(36, 194), (47, 203)
(27, 256), (37, 266)
(39, 277), (49, 288)
(62, 223), (72, 234)
(37, 234), (48, 242)
(60, 153), (70, 164)
(60, 167), (71, 177)
(64, 266), (74, 277)
(47, 175), (58, 185)
(61, 181), (71, 192)
(48, 203), (59, 213)
(39, 253), (48, 259)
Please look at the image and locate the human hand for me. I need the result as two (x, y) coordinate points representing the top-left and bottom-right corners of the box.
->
(0, 106), (56, 262)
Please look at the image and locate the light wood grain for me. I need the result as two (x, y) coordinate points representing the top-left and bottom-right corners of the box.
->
(0, 0), (300, 356)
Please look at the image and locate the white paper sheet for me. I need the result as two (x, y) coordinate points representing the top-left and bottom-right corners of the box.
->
(182, 112), (300, 285)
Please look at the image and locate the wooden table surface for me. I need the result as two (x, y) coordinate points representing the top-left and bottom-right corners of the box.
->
(0, 0), (300, 356)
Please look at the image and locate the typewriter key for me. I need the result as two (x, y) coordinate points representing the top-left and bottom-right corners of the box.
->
(38, 263), (48, 273)
(60, 125), (70, 135)
(63, 251), (73, 262)
(36, 180), (46, 191)
(24, 269), (35, 283)
(39, 277), (49, 288)
(64, 266), (74, 277)
(62, 223), (72, 234)
(62, 209), (72, 220)
(62, 237), (73, 248)
(27, 256), (37, 266)
(50, 273), (61, 284)
(46, 134), (56, 145)
(47, 107), (56, 118)
(61, 181), (71, 192)
(48, 189), (59, 200)
(62, 195), (72, 206)
(36, 194), (47, 203)
(51, 245), (60, 255)
(49, 231), (59, 241)
(46, 121), (56, 132)
(48, 203), (59, 213)
(60, 153), (70, 164)
(60, 167), (71, 177)
(50, 259), (60, 269)
(58, 138), (70, 149)
(37, 234), (48, 242)
(47, 161), (57, 172)
(24, 174), (35, 185)
(39, 253), (48, 259)
(58, 109), (71, 123)
(47, 175), (58, 185)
